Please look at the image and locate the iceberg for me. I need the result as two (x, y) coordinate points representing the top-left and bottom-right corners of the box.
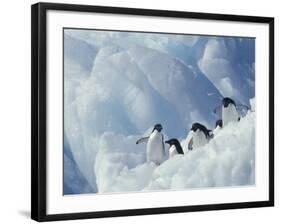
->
(63, 30), (255, 194)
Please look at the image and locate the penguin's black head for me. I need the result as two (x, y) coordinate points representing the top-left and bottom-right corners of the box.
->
(165, 138), (184, 154)
(191, 122), (207, 132)
(222, 97), (236, 108)
(165, 138), (180, 146)
(216, 119), (223, 128)
(153, 123), (163, 133)
(191, 122), (211, 138)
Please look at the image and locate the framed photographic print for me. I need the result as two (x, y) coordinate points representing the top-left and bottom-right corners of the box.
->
(31, 2), (274, 222)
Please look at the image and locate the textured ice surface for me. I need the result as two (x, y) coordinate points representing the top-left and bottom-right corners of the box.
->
(63, 30), (255, 194)
(94, 110), (255, 193)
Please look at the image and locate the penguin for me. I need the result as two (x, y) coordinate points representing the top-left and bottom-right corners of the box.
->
(215, 119), (223, 128)
(165, 138), (184, 158)
(136, 123), (165, 165)
(212, 119), (223, 136)
(222, 97), (239, 127)
(188, 122), (213, 150)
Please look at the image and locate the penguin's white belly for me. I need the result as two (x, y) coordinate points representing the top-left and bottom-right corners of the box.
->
(169, 145), (178, 158)
(147, 131), (164, 165)
(193, 130), (208, 148)
(222, 104), (238, 127)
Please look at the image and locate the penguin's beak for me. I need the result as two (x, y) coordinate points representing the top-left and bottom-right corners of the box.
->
(223, 101), (229, 108)
(165, 140), (170, 144)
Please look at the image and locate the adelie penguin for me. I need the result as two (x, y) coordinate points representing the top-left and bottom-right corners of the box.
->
(165, 138), (184, 158)
(215, 119), (223, 128)
(136, 124), (165, 165)
(188, 122), (213, 150)
(212, 119), (223, 136)
(222, 97), (239, 127)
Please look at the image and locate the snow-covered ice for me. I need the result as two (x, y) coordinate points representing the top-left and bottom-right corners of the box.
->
(63, 29), (255, 194)
(94, 110), (255, 193)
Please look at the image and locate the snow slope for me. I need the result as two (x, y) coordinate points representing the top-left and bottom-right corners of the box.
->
(95, 108), (255, 193)
(63, 29), (255, 194)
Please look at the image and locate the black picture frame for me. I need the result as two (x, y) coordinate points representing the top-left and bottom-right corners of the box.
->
(31, 2), (274, 222)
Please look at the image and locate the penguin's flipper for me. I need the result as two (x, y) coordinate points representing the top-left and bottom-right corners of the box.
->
(162, 134), (165, 155)
(177, 145), (184, 154)
(188, 138), (193, 151)
(136, 136), (149, 145)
